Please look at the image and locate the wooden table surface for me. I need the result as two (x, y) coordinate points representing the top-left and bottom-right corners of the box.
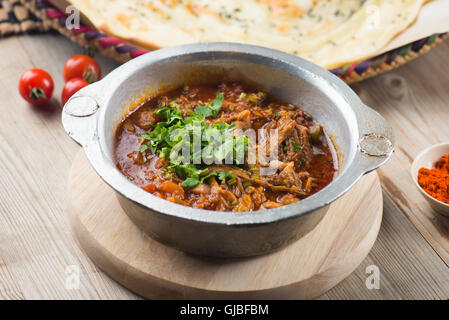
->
(0, 33), (448, 300)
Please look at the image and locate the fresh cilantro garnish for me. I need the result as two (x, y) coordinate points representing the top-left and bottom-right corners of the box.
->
(291, 142), (304, 152)
(218, 171), (232, 181)
(243, 181), (252, 188)
(194, 92), (224, 118)
(218, 171), (237, 185)
(210, 92), (224, 112)
(139, 92), (247, 188)
(194, 105), (214, 118)
(181, 177), (202, 188)
(181, 170), (219, 188)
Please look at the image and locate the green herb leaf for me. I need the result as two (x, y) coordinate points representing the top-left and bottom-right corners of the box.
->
(291, 142), (304, 152)
(243, 181), (252, 188)
(194, 105), (214, 118)
(194, 92), (224, 118)
(248, 95), (258, 103)
(209, 92), (224, 114)
(218, 171), (231, 181)
(218, 171), (236, 185)
(181, 177), (201, 188)
(138, 92), (248, 187)
(140, 144), (150, 153)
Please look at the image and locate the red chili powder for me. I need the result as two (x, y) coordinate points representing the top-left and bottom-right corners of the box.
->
(418, 154), (449, 204)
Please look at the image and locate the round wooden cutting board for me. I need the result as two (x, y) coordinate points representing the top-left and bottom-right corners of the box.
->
(67, 151), (383, 299)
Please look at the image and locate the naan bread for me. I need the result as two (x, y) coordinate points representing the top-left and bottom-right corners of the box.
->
(68, 0), (428, 68)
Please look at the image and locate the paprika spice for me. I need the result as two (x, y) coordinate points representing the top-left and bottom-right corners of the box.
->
(418, 154), (449, 204)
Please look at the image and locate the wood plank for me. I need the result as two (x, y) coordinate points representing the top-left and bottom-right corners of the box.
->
(0, 34), (137, 299)
(350, 39), (449, 266)
(0, 32), (447, 299)
(69, 151), (383, 299)
(321, 192), (449, 299)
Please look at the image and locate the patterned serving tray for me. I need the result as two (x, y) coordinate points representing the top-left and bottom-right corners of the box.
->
(9, 0), (449, 84)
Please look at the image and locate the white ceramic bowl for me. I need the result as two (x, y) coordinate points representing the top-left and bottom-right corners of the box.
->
(411, 143), (449, 217)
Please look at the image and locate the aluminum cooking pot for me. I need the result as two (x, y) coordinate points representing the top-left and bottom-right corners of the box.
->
(62, 43), (394, 257)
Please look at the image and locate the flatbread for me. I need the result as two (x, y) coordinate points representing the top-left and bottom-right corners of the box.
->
(67, 0), (428, 68)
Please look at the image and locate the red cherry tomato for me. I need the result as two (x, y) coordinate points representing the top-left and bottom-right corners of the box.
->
(63, 54), (101, 83)
(18, 69), (54, 105)
(61, 78), (89, 105)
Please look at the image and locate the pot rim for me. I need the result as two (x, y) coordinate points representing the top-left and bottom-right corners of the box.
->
(62, 42), (394, 226)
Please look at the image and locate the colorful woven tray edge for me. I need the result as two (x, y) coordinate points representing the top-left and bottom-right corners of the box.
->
(332, 32), (448, 83)
(0, 0), (48, 36)
(20, 0), (449, 84)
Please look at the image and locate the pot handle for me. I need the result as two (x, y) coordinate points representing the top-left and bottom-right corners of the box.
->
(61, 81), (103, 147)
(353, 102), (395, 175)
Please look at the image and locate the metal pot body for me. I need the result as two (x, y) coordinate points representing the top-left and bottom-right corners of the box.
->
(117, 194), (328, 257)
(62, 43), (394, 257)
